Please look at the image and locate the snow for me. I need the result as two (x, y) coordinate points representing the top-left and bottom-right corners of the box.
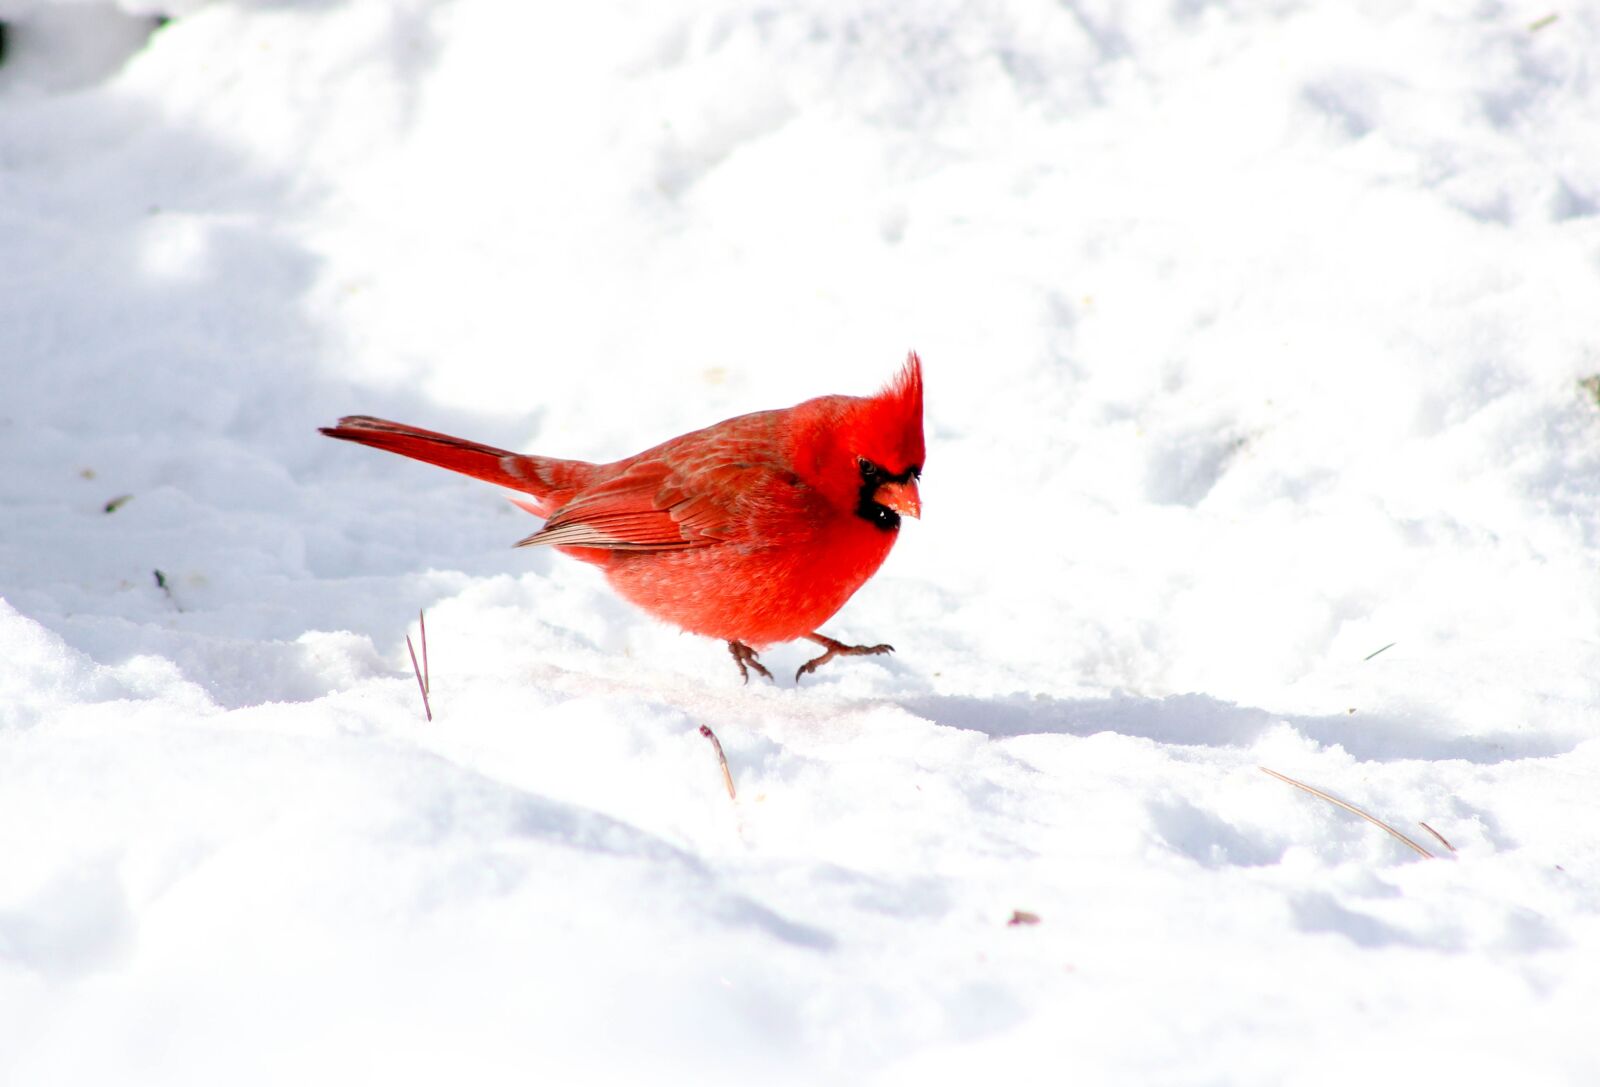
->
(3, 0), (1599, 1082)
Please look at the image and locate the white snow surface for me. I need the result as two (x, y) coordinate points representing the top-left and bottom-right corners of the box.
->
(3, 1), (1600, 1083)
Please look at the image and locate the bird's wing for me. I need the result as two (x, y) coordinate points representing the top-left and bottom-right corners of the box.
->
(515, 452), (791, 552)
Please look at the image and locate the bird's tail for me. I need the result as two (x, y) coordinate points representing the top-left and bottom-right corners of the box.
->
(319, 415), (591, 515)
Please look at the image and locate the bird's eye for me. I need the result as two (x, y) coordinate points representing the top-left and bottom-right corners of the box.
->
(857, 456), (878, 477)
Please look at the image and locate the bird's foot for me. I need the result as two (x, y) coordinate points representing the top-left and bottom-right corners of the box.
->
(795, 632), (894, 682)
(727, 640), (774, 684)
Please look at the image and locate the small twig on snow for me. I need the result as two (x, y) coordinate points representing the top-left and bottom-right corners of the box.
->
(406, 611), (432, 723)
(1528, 13), (1559, 32)
(1363, 642), (1396, 661)
(699, 724), (736, 800)
(1007, 910), (1041, 926)
(152, 568), (183, 612)
(1418, 821), (1457, 853)
(418, 609), (430, 695)
(1260, 766), (1434, 859)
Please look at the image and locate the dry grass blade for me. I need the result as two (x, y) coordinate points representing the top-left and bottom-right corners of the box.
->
(1418, 821), (1456, 853)
(419, 609), (430, 696)
(406, 632), (433, 723)
(1260, 766), (1434, 859)
(699, 724), (736, 800)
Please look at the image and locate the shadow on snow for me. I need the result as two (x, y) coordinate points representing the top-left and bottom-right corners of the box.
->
(899, 690), (1570, 764)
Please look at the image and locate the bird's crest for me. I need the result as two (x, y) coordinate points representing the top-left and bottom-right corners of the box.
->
(862, 351), (925, 473)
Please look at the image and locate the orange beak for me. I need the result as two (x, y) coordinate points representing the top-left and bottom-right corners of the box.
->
(874, 479), (922, 520)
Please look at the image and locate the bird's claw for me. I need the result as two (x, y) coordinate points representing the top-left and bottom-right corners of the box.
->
(795, 634), (894, 682)
(727, 640), (774, 684)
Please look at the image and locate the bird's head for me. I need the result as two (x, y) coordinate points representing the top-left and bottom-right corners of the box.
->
(794, 352), (924, 531)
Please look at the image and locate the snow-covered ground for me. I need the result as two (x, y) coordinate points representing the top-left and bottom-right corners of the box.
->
(3, 1), (1599, 1082)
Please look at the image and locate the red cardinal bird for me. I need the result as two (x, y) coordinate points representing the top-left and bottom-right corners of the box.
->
(320, 353), (924, 682)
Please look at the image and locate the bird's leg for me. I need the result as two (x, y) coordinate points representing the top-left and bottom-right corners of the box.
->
(727, 640), (773, 684)
(795, 632), (894, 682)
